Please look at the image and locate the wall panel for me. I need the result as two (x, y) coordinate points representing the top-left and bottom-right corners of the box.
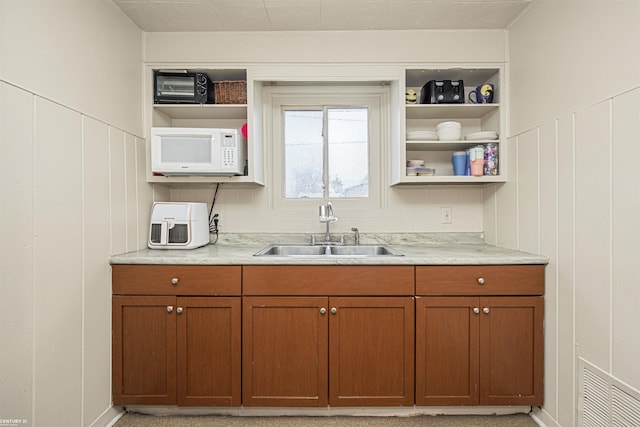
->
(611, 88), (640, 386)
(555, 113), (576, 427)
(538, 120), (558, 421)
(109, 127), (126, 256)
(81, 116), (112, 424)
(0, 82), (34, 422)
(125, 133), (138, 251)
(33, 97), (83, 426)
(496, 136), (518, 249)
(574, 100), (612, 369)
(517, 129), (539, 255)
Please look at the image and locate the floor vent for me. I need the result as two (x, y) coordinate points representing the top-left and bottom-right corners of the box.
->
(612, 385), (640, 426)
(579, 358), (640, 427)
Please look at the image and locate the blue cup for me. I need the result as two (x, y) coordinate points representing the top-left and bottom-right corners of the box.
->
(452, 151), (467, 176)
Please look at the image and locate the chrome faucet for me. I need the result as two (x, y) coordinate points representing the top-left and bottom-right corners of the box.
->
(318, 202), (338, 244)
(351, 227), (360, 246)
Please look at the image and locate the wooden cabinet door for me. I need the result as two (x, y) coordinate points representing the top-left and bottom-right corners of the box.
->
(177, 297), (241, 406)
(112, 296), (177, 405)
(242, 297), (329, 406)
(479, 296), (544, 405)
(329, 297), (415, 406)
(415, 297), (480, 406)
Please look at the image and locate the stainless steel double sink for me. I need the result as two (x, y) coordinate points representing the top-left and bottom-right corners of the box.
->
(254, 244), (403, 257)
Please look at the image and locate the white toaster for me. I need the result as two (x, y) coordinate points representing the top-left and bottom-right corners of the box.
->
(148, 202), (210, 249)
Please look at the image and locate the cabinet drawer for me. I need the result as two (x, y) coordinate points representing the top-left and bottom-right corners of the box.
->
(416, 265), (544, 296)
(112, 265), (241, 295)
(243, 266), (414, 296)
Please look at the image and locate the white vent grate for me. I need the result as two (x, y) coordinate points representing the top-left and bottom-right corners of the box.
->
(612, 386), (640, 427)
(579, 358), (640, 427)
(582, 367), (610, 427)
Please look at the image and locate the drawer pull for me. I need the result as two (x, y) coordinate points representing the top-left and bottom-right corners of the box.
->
(171, 278), (179, 285)
(473, 307), (480, 314)
(330, 307), (337, 314)
(167, 306), (174, 313)
(477, 277), (485, 285)
(177, 307), (183, 314)
(320, 308), (327, 315)
(483, 307), (490, 314)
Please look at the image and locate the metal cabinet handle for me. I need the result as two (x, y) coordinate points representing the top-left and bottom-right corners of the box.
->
(330, 307), (337, 314)
(167, 306), (174, 313)
(320, 308), (327, 315)
(176, 307), (183, 314)
(483, 307), (490, 314)
(171, 277), (179, 285)
(477, 277), (485, 285)
(473, 307), (480, 314)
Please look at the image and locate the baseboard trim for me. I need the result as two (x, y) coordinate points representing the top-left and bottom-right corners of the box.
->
(90, 406), (125, 427)
(530, 407), (560, 427)
(123, 405), (532, 417)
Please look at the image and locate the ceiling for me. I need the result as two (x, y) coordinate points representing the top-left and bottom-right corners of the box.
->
(113, 0), (534, 32)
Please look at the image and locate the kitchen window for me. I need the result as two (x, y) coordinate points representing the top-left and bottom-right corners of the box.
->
(283, 107), (369, 199)
(267, 84), (388, 211)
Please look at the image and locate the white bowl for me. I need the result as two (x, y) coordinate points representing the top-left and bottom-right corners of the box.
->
(437, 128), (462, 141)
(436, 121), (461, 131)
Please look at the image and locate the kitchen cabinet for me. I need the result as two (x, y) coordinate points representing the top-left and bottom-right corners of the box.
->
(112, 265), (242, 406)
(392, 67), (506, 185)
(144, 67), (264, 186)
(242, 266), (415, 407)
(111, 262), (545, 409)
(415, 265), (544, 406)
(241, 296), (328, 407)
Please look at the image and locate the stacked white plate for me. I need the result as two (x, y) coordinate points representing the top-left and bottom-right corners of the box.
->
(465, 131), (499, 141)
(407, 130), (438, 141)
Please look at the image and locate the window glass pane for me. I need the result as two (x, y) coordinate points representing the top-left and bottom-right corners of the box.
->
(283, 110), (323, 198)
(328, 108), (369, 198)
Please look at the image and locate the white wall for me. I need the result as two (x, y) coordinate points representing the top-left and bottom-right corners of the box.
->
(145, 30), (506, 234)
(0, 1), (158, 426)
(486, 1), (640, 426)
(0, 0), (144, 136)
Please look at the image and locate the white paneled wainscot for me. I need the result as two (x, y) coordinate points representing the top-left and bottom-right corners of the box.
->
(0, 81), (160, 425)
(485, 86), (640, 427)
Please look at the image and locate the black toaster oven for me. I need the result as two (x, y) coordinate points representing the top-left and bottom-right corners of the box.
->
(153, 70), (214, 104)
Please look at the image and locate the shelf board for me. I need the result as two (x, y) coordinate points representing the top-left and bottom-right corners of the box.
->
(406, 139), (500, 151)
(406, 104), (498, 119)
(154, 104), (247, 120)
(147, 174), (263, 187)
(393, 175), (506, 185)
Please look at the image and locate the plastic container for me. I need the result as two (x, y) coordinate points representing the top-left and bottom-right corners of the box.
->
(469, 146), (484, 176)
(452, 151), (467, 176)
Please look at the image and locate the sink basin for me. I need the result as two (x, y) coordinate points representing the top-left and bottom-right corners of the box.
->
(254, 244), (403, 257)
(328, 245), (402, 256)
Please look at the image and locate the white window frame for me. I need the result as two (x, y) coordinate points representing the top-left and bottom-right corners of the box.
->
(265, 84), (389, 212)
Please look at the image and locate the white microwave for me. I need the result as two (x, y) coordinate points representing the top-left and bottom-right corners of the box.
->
(151, 127), (245, 176)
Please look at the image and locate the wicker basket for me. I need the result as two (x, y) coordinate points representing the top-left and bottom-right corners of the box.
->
(214, 80), (247, 104)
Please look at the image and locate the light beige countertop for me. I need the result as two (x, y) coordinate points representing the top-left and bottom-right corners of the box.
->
(110, 233), (548, 266)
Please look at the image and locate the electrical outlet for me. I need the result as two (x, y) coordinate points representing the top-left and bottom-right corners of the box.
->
(441, 207), (452, 224)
